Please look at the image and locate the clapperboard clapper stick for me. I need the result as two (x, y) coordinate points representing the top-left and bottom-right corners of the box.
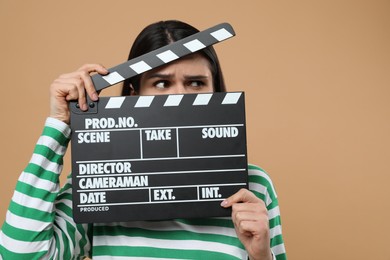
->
(91, 23), (235, 93)
(69, 23), (249, 223)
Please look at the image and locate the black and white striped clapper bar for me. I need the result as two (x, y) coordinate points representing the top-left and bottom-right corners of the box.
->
(70, 23), (248, 223)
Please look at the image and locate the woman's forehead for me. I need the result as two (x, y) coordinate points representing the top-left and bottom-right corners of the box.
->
(143, 53), (212, 76)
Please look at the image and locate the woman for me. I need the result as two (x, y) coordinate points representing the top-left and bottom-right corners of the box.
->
(0, 20), (286, 259)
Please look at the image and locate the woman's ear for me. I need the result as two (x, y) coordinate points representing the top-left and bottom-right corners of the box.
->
(129, 84), (137, 96)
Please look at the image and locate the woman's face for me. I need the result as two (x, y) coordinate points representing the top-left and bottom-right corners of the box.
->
(138, 54), (214, 96)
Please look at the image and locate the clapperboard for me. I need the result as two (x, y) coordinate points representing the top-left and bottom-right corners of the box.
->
(70, 23), (248, 223)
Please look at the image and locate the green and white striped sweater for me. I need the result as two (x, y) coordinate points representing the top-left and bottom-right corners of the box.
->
(0, 118), (287, 259)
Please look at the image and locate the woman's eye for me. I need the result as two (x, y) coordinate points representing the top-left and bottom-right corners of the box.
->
(154, 81), (168, 89)
(189, 81), (205, 88)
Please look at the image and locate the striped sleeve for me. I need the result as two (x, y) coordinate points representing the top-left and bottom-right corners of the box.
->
(0, 117), (92, 260)
(248, 164), (287, 260)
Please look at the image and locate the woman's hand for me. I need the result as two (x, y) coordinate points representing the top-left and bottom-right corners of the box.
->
(221, 188), (272, 260)
(49, 64), (108, 124)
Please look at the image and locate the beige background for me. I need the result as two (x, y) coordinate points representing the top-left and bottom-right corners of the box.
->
(1, 1), (389, 259)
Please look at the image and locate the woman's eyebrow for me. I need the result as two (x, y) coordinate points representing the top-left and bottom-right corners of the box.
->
(184, 75), (209, 80)
(144, 73), (210, 80)
(143, 73), (172, 79)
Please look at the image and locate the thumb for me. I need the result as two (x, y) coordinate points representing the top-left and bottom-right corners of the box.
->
(220, 188), (258, 208)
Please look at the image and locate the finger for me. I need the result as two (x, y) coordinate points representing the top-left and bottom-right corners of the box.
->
(55, 77), (87, 110)
(79, 69), (99, 101)
(58, 64), (108, 80)
(64, 86), (81, 102)
(232, 210), (269, 233)
(78, 64), (108, 101)
(232, 202), (266, 216)
(78, 63), (109, 75)
(75, 77), (88, 111)
(52, 78), (80, 101)
(220, 188), (259, 208)
(232, 205), (268, 228)
(233, 210), (261, 223)
(56, 76), (87, 110)
(234, 218), (269, 238)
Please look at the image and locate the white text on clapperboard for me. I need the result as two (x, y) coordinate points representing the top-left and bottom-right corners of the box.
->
(76, 116), (240, 209)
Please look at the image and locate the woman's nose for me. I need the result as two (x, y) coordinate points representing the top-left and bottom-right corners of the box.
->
(168, 84), (187, 94)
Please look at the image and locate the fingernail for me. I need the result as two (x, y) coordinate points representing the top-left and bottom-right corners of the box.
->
(92, 93), (99, 101)
(82, 104), (88, 111)
(220, 200), (228, 207)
